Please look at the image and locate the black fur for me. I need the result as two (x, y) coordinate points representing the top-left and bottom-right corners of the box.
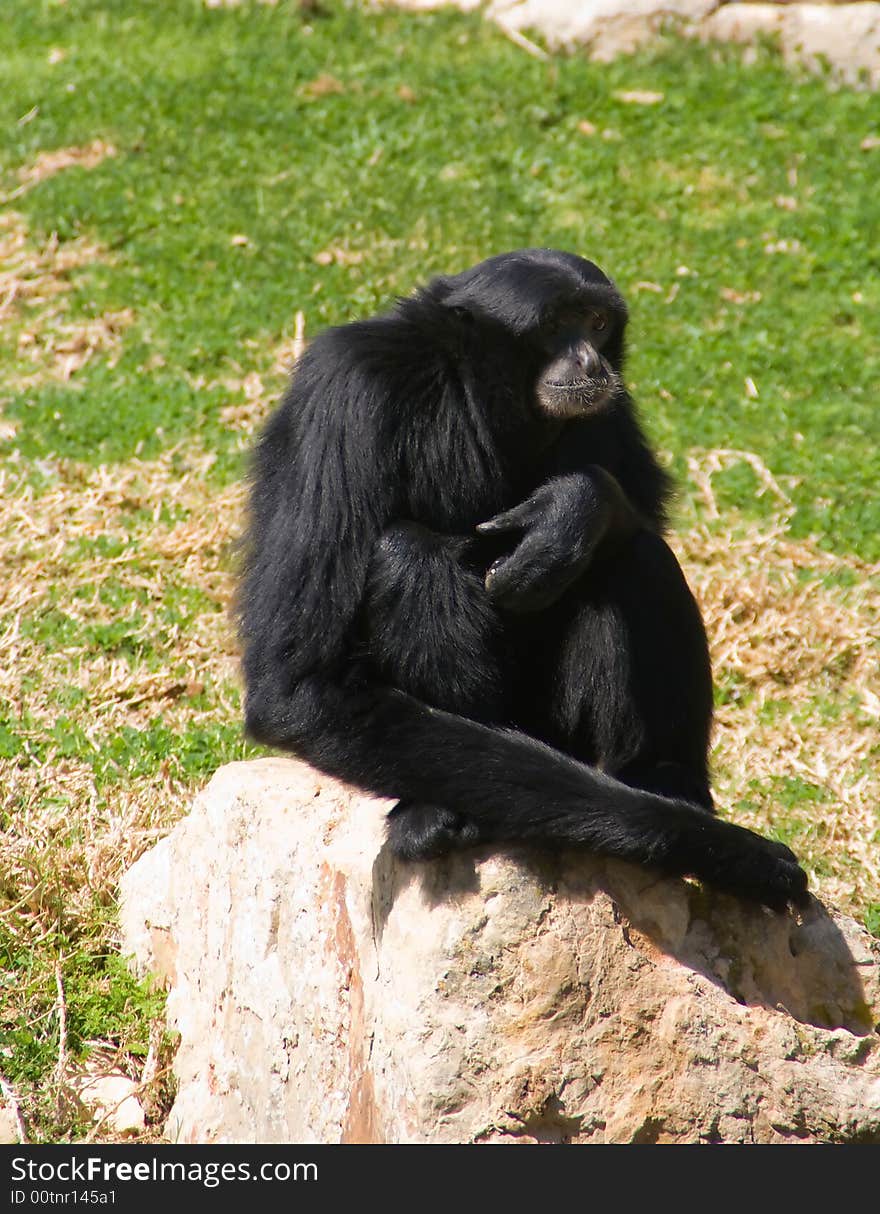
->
(239, 248), (808, 911)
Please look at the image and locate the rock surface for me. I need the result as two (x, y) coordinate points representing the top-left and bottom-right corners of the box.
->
(72, 1072), (146, 1136)
(388, 0), (880, 86)
(0, 1102), (22, 1145)
(490, 0), (720, 60)
(701, 4), (880, 88)
(119, 758), (880, 1144)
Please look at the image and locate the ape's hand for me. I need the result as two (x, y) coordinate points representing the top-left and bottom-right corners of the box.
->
(477, 468), (638, 612)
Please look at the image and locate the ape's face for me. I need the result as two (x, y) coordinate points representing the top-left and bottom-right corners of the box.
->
(532, 302), (622, 421)
(438, 248), (628, 424)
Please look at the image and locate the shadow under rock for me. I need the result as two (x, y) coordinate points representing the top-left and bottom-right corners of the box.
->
(370, 835), (877, 1037)
(544, 850), (878, 1037)
(370, 833), (483, 940)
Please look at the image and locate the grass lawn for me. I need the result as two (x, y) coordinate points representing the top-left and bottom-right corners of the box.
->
(0, 0), (877, 1141)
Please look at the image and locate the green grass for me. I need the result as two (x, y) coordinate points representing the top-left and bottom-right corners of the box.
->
(1, 0), (878, 552)
(0, 923), (172, 1140)
(0, 0), (878, 1141)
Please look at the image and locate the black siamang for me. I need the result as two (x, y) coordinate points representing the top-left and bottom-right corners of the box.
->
(239, 248), (808, 911)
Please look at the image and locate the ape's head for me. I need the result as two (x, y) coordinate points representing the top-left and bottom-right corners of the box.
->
(437, 248), (628, 421)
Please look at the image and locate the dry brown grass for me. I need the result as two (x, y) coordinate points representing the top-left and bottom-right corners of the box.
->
(1, 443), (876, 934)
(0, 450), (245, 934)
(677, 450), (879, 911)
(10, 140), (117, 198)
(0, 212), (107, 319)
(0, 210), (120, 398)
(16, 307), (134, 385)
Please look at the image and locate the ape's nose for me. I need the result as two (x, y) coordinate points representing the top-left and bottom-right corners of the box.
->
(574, 340), (602, 377)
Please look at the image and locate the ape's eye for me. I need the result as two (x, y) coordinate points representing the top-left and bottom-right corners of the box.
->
(591, 312), (608, 332)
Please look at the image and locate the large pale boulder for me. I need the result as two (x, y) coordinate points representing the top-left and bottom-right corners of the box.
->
(386, 1), (880, 84)
(701, 4), (880, 88)
(489, 0), (720, 58)
(119, 758), (880, 1144)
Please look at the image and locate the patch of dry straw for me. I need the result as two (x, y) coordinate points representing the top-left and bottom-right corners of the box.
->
(9, 140), (117, 199)
(0, 210), (124, 395)
(676, 449), (878, 911)
(0, 449), (245, 934)
(0, 444), (876, 930)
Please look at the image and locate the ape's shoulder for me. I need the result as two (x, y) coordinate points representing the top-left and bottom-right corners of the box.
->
(307, 298), (454, 365)
(277, 307), (459, 434)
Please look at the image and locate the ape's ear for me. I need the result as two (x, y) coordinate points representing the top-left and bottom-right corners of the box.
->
(439, 277), (477, 322)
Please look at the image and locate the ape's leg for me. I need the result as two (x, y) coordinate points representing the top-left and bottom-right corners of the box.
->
(363, 522), (508, 723)
(384, 801), (484, 861)
(244, 526), (808, 909)
(531, 530), (715, 811)
(363, 522), (508, 859)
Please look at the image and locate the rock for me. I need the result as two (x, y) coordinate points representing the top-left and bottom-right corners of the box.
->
(388, 0), (880, 85)
(119, 758), (880, 1144)
(490, 0), (719, 58)
(383, 0), (483, 7)
(72, 1072), (146, 1136)
(703, 0), (788, 39)
(0, 1102), (21, 1144)
(701, 4), (880, 88)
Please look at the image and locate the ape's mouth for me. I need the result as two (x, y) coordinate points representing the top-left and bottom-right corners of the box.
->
(537, 377), (614, 419)
(545, 377), (609, 393)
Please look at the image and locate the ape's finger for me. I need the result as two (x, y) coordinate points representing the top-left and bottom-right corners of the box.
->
(476, 501), (536, 534)
(484, 540), (549, 594)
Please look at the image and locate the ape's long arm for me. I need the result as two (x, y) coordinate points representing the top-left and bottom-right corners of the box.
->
(239, 251), (809, 912)
(242, 387), (806, 911)
(244, 654), (807, 910)
(477, 466), (642, 613)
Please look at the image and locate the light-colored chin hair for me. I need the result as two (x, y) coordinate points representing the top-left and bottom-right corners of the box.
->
(535, 372), (619, 420)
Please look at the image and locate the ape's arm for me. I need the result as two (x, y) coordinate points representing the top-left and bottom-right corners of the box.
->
(240, 258), (809, 913)
(478, 393), (672, 614)
(477, 466), (642, 613)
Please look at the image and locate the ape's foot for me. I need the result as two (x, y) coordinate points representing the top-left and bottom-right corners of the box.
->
(690, 822), (810, 912)
(731, 836), (810, 912)
(386, 801), (484, 861)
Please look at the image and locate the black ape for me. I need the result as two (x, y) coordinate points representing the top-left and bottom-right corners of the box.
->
(239, 249), (808, 910)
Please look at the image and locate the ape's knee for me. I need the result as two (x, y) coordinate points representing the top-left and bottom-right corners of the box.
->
(629, 529), (680, 577)
(365, 526), (506, 719)
(603, 531), (700, 617)
(369, 522), (487, 619)
(242, 670), (327, 750)
(375, 522), (463, 568)
(374, 522), (420, 567)
(244, 690), (280, 747)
